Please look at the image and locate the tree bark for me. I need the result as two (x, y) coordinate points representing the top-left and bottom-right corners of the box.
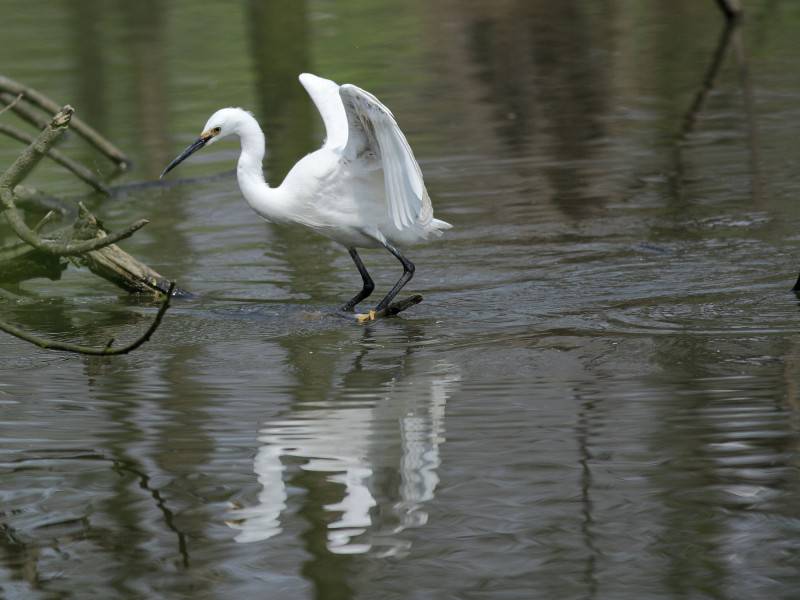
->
(69, 204), (186, 296)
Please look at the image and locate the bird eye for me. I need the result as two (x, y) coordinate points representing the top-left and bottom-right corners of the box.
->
(212, 127), (221, 135)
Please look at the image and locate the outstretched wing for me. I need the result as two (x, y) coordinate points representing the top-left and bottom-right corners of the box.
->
(298, 73), (348, 150)
(339, 84), (432, 230)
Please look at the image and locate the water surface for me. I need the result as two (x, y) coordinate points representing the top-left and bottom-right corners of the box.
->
(1, 1), (800, 598)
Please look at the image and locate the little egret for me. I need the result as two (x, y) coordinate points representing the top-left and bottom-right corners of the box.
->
(161, 73), (451, 319)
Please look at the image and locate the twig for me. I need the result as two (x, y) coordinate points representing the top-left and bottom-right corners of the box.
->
(0, 106), (148, 256)
(0, 281), (174, 355)
(0, 123), (109, 194)
(0, 76), (130, 169)
(0, 92), (48, 130)
(355, 294), (423, 323)
(32, 210), (56, 233)
(0, 93), (22, 117)
(13, 184), (73, 216)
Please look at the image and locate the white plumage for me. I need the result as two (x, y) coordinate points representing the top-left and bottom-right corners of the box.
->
(162, 73), (451, 315)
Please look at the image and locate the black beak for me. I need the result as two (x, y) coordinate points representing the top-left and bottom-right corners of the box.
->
(160, 136), (209, 178)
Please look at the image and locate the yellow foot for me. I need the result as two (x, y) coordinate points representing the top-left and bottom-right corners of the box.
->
(355, 310), (377, 323)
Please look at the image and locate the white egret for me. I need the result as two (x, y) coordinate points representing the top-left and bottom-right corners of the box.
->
(161, 73), (451, 319)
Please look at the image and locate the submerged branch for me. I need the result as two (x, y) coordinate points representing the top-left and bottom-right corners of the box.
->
(0, 281), (174, 355)
(355, 295), (424, 323)
(0, 76), (130, 169)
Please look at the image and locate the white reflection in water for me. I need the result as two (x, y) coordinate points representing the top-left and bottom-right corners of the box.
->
(228, 360), (460, 556)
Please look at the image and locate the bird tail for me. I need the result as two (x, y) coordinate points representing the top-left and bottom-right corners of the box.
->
(428, 218), (453, 237)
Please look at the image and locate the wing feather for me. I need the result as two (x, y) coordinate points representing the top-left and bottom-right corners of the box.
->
(298, 73), (348, 150)
(339, 84), (432, 230)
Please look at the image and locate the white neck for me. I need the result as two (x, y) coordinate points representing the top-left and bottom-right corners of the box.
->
(233, 110), (288, 223)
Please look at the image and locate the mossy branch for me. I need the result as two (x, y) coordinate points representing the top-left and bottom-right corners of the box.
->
(0, 106), (148, 256)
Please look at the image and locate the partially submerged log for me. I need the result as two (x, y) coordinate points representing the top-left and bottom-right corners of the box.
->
(68, 204), (186, 297)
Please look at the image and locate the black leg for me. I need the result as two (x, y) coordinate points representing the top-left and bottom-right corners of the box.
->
(374, 241), (415, 312)
(341, 247), (375, 311)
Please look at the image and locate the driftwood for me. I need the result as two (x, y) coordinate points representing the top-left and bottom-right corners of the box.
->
(0, 100), (179, 354)
(0, 76), (130, 170)
(68, 204), (185, 296)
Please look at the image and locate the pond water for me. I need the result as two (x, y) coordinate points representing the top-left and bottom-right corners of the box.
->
(2, 1), (800, 598)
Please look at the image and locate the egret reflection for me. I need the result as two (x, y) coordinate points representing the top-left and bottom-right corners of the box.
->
(228, 359), (459, 556)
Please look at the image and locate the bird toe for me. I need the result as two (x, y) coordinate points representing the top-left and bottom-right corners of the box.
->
(355, 310), (377, 323)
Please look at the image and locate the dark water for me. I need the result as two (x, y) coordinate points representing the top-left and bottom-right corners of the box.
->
(2, 1), (800, 598)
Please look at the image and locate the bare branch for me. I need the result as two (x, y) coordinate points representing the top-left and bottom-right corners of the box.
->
(0, 106), (148, 256)
(0, 77), (130, 169)
(355, 294), (423, 323)
(0, 281), (175, 355)
(0, 92), (49, 129)
(32, 210), (57, 233)
(2, 193), (148, 255)
(0, 93), (22, 117)
(0, 123), (109, 194)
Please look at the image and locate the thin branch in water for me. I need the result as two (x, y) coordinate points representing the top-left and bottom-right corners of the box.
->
(0, 123), (109, 194)
(0, 106), (148, 256)
(0, 76), (130, 169)
(0, 281), (175, 355)
(32, 210), (57, 233)
(0, 93), (22, 117)
(0, 91), (49, 130)
(355, 294), (423, 323)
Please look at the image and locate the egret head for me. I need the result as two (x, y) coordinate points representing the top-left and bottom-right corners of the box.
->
(160, 107), (250, 178)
